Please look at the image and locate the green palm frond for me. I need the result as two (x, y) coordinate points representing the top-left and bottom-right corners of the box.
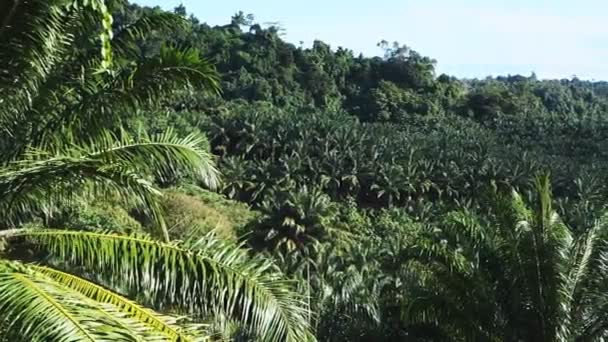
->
(125, 45), (221, 98)
(0, 130), (218, 239)
(0, 1), (75, 125)
(36, 45), (219, 144)
(83, 129), (219, 189)
(0, 260), (197, 342)
(3, 229), (314, 342)
(0, 0), (115, 125)
(578, 248), (608, 339)
(112, 12), (189, 60)
(33, 128), (219, 189)
(404, 175), (608, 340)
(0, 153), (153, 227)
(1, 0), (219, 148)
(32, 265), (201, 342)
(558, 223), (599, 339)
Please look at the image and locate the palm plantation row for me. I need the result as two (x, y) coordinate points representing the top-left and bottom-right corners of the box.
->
(2, 0), (608, 341)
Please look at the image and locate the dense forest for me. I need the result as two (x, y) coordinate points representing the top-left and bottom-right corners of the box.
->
(2, 0), (608, 341)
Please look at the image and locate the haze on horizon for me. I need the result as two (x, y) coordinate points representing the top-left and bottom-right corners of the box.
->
(137, 0), (608, 81)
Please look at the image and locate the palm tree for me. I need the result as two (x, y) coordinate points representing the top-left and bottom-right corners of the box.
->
(251, 186), (336, 253)
(403, 175), (608, 341)
(306, 242), (382, 341)
(0, 1), (313, 341)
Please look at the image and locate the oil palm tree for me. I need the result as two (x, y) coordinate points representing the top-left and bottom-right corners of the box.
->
(403, 175), (608, 341)
(252, 186), (336, 253)
(0, 1), (313, 341)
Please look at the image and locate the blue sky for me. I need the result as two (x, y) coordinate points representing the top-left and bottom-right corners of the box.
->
(136, 0), (608, 80)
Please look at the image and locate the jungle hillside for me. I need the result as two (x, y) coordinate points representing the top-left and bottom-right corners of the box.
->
(2, 1), (608, 341)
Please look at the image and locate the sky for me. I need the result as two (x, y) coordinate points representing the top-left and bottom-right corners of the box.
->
(135, 0), (608, 80)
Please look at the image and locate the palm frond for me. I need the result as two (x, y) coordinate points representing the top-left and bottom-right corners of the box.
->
(578, 248), (608, 339)
(557, 223), (599, 340)
(112, 11), (188, 60)
(32, 265), (201, 342)
(0, 0), (115, 128)
(82, 128), (220, 189)
(1, 2), (218, 148)
(3, 229), (314, 342)
(0, 0), (75, 126)
(125, 45), (221, 98)
(0, 260), (191, 341)
(0, 130), (218, 238)
(37, 46), (219, 144)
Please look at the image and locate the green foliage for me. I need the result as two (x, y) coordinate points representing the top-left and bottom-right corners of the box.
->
(249, 186), (336, 253)
(140, 7), (608, 339)
(398, 177), (608, 340)
(0, 129), (218, 240)
(73, 3), (608, 339)
(0, 260), (203, 341)
(4, 229), (313, 341)
(6, 0), (608, 340)
(0, 261), (198, 342)
(0, 1), (313, 341)
(162, 185), (258, 240)
(53, 202), (143, 234)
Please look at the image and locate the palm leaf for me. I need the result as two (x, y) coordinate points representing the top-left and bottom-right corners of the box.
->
(0, 130), (218, 239)
(82, 128), (219, 189)
(0, 0), (115, 128)
(3, 229), (314, 342)
(0, 260), (191, 341)
(0, 0), (75, 126)
(37, 45), (219, 144)
(32, 265), (201, 342)
(112, 11), (188, 60)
